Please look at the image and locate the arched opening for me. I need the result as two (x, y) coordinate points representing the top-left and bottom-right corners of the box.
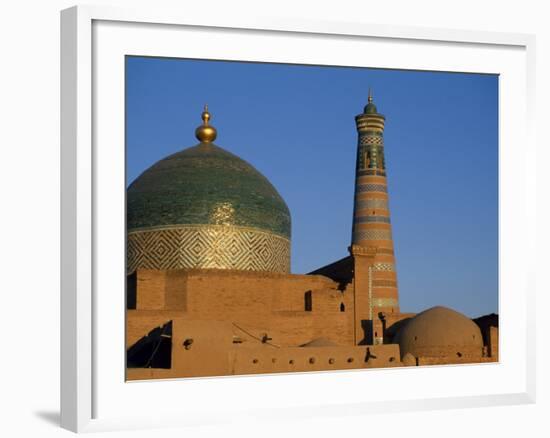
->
(340, 302), (345, 312)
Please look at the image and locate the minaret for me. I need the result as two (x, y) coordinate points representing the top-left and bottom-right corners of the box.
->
(350, 90), (399, 345)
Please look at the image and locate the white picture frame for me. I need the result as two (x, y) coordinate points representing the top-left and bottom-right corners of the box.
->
(60, 4), (536, 433)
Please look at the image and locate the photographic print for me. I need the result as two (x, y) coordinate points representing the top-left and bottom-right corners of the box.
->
(125, 57), (498, 380)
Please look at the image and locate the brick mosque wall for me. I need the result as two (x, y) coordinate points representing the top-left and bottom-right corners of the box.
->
(126, 269), (498, 379)
(131, 269), (355, 347)
(126, 318), (401, 380)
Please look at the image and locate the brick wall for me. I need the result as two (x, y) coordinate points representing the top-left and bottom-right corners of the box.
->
(126, 318), (401, 380)
(132, 269), (355, 347)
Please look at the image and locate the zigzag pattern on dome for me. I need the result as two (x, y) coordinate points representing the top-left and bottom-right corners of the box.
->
(127, 225), (290, 274)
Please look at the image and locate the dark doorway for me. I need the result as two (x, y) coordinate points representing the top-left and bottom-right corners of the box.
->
(127, 272), (137, 309)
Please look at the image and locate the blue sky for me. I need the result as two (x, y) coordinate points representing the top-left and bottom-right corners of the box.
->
(126, 56), (498, 318)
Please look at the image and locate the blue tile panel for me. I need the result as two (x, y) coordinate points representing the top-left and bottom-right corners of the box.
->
(355, 183), (387, 193)
(357, 132), (386, 171)
(355, 199), (389, 210)
(354, 215), (391, 224)
(352, 229), (393, 242)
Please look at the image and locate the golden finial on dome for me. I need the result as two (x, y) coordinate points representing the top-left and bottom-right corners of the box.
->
(195, 104), (217, 143)
(368, 88), (373, 103)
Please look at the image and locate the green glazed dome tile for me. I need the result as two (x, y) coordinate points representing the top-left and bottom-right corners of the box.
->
(127, 142), (291, 239)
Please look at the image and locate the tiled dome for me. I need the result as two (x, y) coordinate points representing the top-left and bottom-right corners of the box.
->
(126, 107), (291, 274)
(127, 142), (290, 238)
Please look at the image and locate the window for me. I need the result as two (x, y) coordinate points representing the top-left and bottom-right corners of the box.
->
(304, 290), (312, 311)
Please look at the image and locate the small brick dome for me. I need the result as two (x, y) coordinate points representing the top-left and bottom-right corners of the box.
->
(395, 306), (483, 359)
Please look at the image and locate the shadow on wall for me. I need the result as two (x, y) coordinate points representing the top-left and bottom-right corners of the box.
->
(127, 320), (172, 368)
(308, 255), (354, 291)
(384, 317), (412, 343)
(472, 313), (499, 347)
(358, 319), (373, 345)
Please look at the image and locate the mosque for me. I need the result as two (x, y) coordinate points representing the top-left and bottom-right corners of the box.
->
(125, 93), (498, 380)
